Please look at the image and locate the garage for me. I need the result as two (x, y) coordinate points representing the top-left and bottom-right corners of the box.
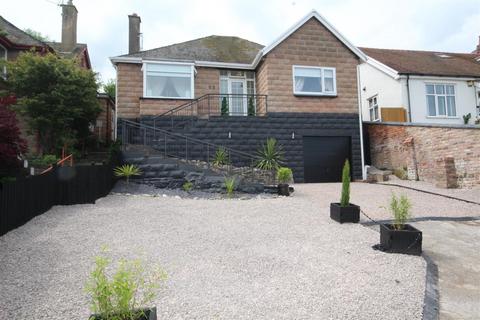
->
(303, 136), (351, 183)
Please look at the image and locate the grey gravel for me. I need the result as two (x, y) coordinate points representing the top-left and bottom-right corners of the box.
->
(0, 185), (426, 319)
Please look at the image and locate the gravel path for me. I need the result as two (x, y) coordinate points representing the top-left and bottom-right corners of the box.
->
(0, 187), (426, 319)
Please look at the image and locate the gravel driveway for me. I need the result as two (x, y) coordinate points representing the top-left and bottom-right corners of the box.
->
(0, 184), (427, 319)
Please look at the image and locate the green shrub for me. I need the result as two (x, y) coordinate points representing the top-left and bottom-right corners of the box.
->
(30, 154), (58, 167)
(224, 176), (235, 197)
(463, 113), (472, 124)
(388, 193), (412, 230)
(340, 159), (350, 207)
(212, 146), (230, 166)
(221, 97), (229, 116)
(114, 164), (142, 184)
(393, 167), (408, 180)
(276, 167), (293, 184)
(247, 96), (255, 116)
(0, 176), (16, 184)
(255, 138), (284, 171)
(182, 181), (193, 192)
(85, 248), (166, 320)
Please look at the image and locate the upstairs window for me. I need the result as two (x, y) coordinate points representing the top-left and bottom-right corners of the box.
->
(144, 63), (194, 99)
(292, 66), (336, 96)
(426, 84), (456, 117)
(368, 95), (379, 121)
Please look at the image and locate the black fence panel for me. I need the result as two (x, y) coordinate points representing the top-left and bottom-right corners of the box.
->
(0, 161), (117, 236)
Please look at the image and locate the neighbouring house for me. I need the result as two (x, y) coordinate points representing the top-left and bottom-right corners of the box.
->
(359, 43), (480, 124)
(95, 92), (115, 142)
(111, 10), (368, 183)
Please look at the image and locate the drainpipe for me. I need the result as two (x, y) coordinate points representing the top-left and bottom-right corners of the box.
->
(406, 74), (412, 122)
(356, 65), (366, 180)
(114, 64), (118, 140)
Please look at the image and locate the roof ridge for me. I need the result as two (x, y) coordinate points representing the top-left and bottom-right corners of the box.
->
(0, 15), (49, 47)
(360, 46), (475, 56)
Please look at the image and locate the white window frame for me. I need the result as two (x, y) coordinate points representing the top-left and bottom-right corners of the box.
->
(368, 95), (380, 121)
(142, 61), (195, 99)
(0, 43), (7, 77)
(425, 82), (458, 118)
(292, 65), (337, 96)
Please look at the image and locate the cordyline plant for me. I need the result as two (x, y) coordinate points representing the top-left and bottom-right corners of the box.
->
(0, 98), (27, 173)
(114, 164), (142, 184)
(340, 159), (350, 207)
(212, 146), (230, 166)
(255, 138), (284, 171)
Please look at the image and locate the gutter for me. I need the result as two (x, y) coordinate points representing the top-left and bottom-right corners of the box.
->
(356, 64), (367, 180)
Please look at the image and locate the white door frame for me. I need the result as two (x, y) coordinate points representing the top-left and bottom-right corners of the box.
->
(228, 78), (247, 116)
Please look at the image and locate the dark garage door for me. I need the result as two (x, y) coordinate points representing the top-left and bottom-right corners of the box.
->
(303, 136), (351, 183)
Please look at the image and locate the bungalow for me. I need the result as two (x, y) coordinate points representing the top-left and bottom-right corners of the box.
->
(359, 43), (480, 125)
(111, 10), (368, 182)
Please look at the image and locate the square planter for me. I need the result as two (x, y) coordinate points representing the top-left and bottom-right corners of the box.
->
(90, 307), (156, 320)
(330, 203), (360, 223)
(380, 224), (422, 256)
(278, 184), (290, 196)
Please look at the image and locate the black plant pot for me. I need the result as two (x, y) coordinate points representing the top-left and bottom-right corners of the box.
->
(380, 224), (422, 256)
(90, 307), (157, 320)
(330, 203), (360, 223)
(278, 183), (290, 196)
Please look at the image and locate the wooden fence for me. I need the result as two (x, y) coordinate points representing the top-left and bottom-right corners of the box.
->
(0, 162), (117, 236)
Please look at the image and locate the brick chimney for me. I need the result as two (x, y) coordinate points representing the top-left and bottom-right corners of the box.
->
(128, 14), (141, 54)
(61, 0), (77, 51)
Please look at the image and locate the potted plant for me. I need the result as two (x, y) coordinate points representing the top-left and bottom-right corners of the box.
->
(276, 167), (293, 196)
(330, 160), (360, 223)
(85, 248), (166, 320)
(379, 193), (422, 255)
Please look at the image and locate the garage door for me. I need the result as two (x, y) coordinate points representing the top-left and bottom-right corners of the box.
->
(303, 136), (351, 183)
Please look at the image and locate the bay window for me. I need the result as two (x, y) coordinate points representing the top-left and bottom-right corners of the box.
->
(144, 63), (194, 99)
(426, 84), (456, 117)
(292, 65), (336, 96)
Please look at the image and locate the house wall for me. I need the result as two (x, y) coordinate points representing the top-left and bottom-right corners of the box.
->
(116, 63), (220, 118)
(359, 62), (406, 121)
(256, 17), (360, 113)
(408, 77), (478, 124)
(366, 122), (480, 188)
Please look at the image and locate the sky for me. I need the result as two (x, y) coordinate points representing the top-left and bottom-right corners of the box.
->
(3, 0), (480, 83)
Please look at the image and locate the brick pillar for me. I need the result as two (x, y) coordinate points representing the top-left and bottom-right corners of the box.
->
(435, 157), (458, 188)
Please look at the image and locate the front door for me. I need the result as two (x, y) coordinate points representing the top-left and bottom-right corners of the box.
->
(229, 80), (247, 116)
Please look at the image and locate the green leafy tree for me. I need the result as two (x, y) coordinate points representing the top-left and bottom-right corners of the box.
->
(221, 97), (229, 116)
(247, 96), (255, 116)
(23, 28), (50, 42)
(103, 79), (116, 101)
(340, 159), (350, 207)
(5, 51), (101, 155)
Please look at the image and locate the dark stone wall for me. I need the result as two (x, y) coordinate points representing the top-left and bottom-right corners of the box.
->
(121, 113), (363, 183)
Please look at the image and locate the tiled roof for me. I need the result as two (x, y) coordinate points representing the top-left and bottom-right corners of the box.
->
(0, 15), (47, 47)
(121, 35), (264, 64)
(46, 42), (87, 59)
(361, 47), (480, 78)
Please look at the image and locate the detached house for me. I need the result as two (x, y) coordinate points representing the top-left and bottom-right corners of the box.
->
(359, 42), (480, 124)
(111, 11), (367, 182)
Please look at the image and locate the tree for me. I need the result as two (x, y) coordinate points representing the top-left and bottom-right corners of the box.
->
(23, 28), (50, 42)
(221, 97), (229, 116)
(340, 159), (350, 207)
(247, 96), (255, 116)
(102, 79), (116, 101)
(5, 51), (101, 155)
(0, 97), (27, 174)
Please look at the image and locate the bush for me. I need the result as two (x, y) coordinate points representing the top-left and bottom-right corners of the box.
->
(276, 167), (293, 184)
(85, 248), (166, 320)
(182, 181), (193, 192)
(212, 146), (230, 166)
(340, 159), (351, 207)
(30, 154), (58, 167)
(221, 97), (229, 116)
(0, 102), (27, 170)
(114, 164), (142, 184)
(247, 96), (255, 116)
(224, 176), (235, 197)
(388, 193), (412, 230)
(255, 138), (284, 171)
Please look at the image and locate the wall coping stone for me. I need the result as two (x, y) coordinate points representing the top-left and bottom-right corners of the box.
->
(364, 121), (480, 130)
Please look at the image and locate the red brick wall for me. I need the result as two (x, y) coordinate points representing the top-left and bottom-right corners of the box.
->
(256, 17), (360, 113)
(367, 123), (480, 188)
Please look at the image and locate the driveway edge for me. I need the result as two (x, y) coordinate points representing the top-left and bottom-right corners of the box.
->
(422, 253), (440, 320)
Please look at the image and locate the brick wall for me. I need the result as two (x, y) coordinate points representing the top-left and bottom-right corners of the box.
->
(367, 123), (480, 188)
(256, 17), (360, 113)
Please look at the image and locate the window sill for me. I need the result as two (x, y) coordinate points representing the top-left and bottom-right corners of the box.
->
(141, 96), (193, 100)
(293, 92), (337, 97)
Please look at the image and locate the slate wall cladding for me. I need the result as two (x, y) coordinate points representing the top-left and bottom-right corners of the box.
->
(133, 113), (363, 182)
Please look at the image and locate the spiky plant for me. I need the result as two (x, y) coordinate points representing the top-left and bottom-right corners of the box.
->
(114, 164), (142, 184)
(255, 138), (284, 171)
(389, 193), (412, 230)
(212, 146), (230, 166)
(340, 159), (350, 207)
(224, 176), (236, 197)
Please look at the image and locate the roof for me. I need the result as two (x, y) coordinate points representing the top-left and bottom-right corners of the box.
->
(0, 15), (48, 48)
(361, 47), (480, 78)
(121, 35), (264, 64)
(47, 42), (91, 69)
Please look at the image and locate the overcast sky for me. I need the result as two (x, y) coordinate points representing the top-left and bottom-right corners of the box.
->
(3, 0), (480, 82)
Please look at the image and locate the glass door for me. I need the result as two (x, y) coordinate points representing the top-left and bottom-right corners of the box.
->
(229, 80), (247, 116)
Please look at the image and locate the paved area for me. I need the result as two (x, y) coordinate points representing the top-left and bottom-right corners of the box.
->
(0, 185), (426, 320)
(413, 220), (480, 320)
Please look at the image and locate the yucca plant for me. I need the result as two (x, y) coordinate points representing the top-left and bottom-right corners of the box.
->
(340, 160), (350, 207)
(224, 176), (236, 197)
(255, 138), (284, 171)
(389, 193), (412, 230)
(212, 146), (230, 166)
(114, 164), (142, 184)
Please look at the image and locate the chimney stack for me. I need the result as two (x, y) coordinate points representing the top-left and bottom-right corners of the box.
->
(475, 36), (480, 55)
(128, 14), (141, 54)
(61, 0), (77, 51)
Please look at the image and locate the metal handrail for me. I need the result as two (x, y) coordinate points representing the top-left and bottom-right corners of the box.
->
(40, 153), (74, 174)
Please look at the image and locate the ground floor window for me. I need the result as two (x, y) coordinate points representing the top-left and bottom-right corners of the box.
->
(368, 95), (379, 121)
(426, 84), (456, 117)
(144, 63), (194, 99)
